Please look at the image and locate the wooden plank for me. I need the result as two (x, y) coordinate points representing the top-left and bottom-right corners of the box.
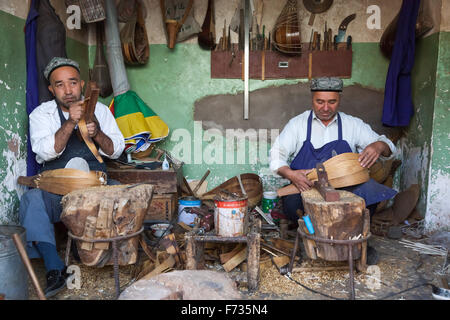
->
(247, 232), (261, 291)
(142, 255), (176, 280)
(272, 255), (290, 269)
(272, 238), (295, 251)
(219, 243), (245, 264)
(222, 247), (247, 272)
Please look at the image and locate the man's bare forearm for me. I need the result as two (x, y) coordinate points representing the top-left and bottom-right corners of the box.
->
(54, 119), (77, 154)
(277, 166), (294, 180)
(93, 129), (114, 156)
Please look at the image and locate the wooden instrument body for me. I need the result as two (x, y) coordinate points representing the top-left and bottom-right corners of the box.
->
(277, 153), (369, 197)
(61, 184), (154, 267)
(200, 173), (263, 208)
(272, 0), (302, 54)
(92, 21), (113, 97)
(121, 1), (150, 65)
(17, 168), (107, 196)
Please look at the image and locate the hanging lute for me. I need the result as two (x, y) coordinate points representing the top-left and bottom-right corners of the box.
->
(272, 0), (302, 55)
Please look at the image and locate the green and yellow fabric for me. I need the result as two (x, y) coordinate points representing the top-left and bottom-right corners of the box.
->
(109, 90), (169, 152)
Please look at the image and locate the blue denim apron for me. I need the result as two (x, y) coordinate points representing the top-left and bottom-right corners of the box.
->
(282, 111), (397, 221)
(19, 105), (108, 258)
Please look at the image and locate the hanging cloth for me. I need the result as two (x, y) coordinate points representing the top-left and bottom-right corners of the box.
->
(25, 0), (41, 176)
(36, 0), (67, 103)
(382, 0), (420, 127)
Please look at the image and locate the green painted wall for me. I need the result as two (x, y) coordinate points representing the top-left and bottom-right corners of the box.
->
(426, 31), (450, 232)
(399, 32), (440, 217)
(89, 42), (390, 190)
(0, 10), (90, 224)
(0, 10), (28, 224)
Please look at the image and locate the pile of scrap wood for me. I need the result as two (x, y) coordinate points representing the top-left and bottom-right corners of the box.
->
(131, 220), (299, 283)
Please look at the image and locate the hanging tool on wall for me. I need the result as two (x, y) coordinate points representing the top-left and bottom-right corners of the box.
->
(335, 13), (356, 44)
(303, 0), (333, 26)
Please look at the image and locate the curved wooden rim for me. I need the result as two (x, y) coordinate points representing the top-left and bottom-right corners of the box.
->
(78, 119), (103, 163)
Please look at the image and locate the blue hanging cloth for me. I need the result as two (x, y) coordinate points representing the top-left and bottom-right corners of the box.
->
(382, 0), (420, 127)
(25, 0), (41, 176)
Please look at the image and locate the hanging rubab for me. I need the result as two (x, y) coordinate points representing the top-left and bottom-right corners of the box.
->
(272, 0), (302, 55)
(120, 0), (150, 65)
(198, 0), (216, 50)
(160, 0), (194, 49)
(91, 21), (113, 98)
(380, 0), (433, 59)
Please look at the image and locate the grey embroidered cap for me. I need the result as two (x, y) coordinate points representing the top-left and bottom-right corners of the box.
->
(43, 57), (80, 80)
(310, 77), (343, 92)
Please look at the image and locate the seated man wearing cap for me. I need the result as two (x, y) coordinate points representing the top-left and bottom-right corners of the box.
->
(269, 77), (397, 264)
(19, 57), (125, 297)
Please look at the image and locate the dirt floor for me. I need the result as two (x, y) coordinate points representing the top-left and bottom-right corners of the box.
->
(27, 230), (448, 301)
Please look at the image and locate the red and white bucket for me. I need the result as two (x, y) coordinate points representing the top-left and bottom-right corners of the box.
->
(214, 198), (248, 237)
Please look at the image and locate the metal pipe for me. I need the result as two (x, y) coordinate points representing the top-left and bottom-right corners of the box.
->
(244, 0), (250, 119)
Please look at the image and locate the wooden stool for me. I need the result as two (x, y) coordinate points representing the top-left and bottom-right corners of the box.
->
(185, 217), (262, 291)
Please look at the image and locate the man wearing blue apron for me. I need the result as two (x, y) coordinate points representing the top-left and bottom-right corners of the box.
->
(269, 77), (397, 264)
(19, 57), (125, 297)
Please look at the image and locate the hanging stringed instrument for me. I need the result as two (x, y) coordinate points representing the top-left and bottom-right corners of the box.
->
(198, 0), (216, 50)
(160, 0), (194, 49)
(380, 0), (433, 59)
(120, 0), (150, 64)
(91, 21), (113, 97)
(272, 0), (302, 55)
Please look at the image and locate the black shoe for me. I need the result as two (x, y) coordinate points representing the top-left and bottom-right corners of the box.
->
(367, 246), (379, 266)
(44, 268), (68, 298)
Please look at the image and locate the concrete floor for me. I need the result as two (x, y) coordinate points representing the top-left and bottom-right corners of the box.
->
(26, 234), (447, 301)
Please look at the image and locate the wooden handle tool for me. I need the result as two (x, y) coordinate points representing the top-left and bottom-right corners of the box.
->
(12, 234), (47, 300)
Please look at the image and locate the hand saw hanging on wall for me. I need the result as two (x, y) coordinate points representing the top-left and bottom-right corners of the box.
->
(78, 81), (103, 163)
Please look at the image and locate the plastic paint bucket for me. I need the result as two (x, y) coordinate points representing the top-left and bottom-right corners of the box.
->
(262, 191), (279, 213)
(214, 198), (248, 237)
(178, 197), (201, 226)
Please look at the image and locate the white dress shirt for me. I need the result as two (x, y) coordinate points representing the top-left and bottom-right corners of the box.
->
(29, 99), (125, 164)
(269, 110), (396, 173)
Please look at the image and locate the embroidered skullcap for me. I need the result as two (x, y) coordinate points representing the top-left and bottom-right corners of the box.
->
(310, 77), (343, 92)
(44, 57), (80, 81)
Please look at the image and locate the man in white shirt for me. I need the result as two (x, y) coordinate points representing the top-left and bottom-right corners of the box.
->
(19, 57), (125, 297)
(269, 77), (397, 224)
